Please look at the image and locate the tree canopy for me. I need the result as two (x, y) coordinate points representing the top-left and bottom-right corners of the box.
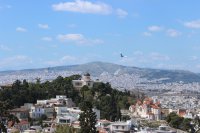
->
(0, 75), (137, 122)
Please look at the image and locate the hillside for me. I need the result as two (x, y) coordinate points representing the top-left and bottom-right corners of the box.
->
(0, 61), (200, 86)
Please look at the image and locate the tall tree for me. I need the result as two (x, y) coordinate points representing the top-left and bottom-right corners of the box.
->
(79, 101), (97, 133)
(80, 85), (89, 100)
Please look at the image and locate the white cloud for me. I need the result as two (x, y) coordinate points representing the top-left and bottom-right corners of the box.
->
(68, 24), (77, 28)
(57, 34), (84, 41)
(148, 25), (163, 32)
(42, 37), (53, 41)
(166, 29), (181, 37)
(0, 55), (32, 69)
(184, 20), (200, 29)
(116, 8), (128, 18)
(0, 44), (11, 51)
(190, 56), (198, 61)
(134, 51), (143, 56)
(45, 55), (77, 66)
(57, 33), (103, 45)
(16, 27), (27, 32)
(60, 55), (77, 62)
(52, 0), (112, 15)
(143, 32), (152, 37)
(196, 64), (200, 69)
(38, 24), (49, 29)
(119, 51), (170, 67)
(150, 52), (170, 61)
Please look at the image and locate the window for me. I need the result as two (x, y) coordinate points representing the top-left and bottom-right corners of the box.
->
(59, 119), (67, 123)
(116, 126), (118, 129)
(122, 126), (124, 129)
(75, 82), (82, 86)
(67, 119), (70, 123)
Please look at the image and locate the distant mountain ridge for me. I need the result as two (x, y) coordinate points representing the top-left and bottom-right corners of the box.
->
(1, 61), (200, 84)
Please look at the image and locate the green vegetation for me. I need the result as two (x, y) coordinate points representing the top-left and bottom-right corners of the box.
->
(0, 75), (81, 108)
(55, 125), (77, 133)
(140, 120), (163, 128)
(0, 75), (137, 122)
(79, 101), (97, 133)
(166, 112), (194, 132)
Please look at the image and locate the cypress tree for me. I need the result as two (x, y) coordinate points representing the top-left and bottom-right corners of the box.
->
(79, 101), (97, 133)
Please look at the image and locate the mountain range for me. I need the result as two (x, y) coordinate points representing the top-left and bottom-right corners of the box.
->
(0, 61), (200, 84)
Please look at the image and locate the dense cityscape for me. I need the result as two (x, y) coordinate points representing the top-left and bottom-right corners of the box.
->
(1, 0), (200, 132)
(1, 69), (200, 132)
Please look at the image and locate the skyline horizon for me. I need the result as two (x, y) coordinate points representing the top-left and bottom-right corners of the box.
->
(0, 60), (198, 74)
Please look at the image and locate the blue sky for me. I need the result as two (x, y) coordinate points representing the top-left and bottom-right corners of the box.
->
(1, 0), (200, 72)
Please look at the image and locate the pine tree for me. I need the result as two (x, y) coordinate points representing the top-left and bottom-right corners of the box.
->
(79, 101), (97, 133)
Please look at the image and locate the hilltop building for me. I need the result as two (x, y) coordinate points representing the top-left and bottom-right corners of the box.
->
(72, 73), (94, 90)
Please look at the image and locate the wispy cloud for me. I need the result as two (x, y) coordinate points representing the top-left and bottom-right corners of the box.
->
(45, 55), (78, 66)
(166, 29), (181, 37)
(52, 0), (112, 15)
(57, 33), (104, 45)
(119, 51), (170, 67)
(57, 34), (84, 41)
(148, 25), (163, 32)
(190, 56), (198, 61)
(0, 5), (12, 10)
(150, 52), (170, 61)
(0, 55), (32, 69)
(184, 19), (200, 29)
(16, 27), (27, 32)
(42, 37), (52, 41)
(38, 24), (49, 29)
(68, 24), (77, 28)
(143, 32), (152, 37)
(0, 44), (11, 51)
(116, 8), (128, 18)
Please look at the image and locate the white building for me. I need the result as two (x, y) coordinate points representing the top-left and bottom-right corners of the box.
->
(29, 106), (54, 119)
(67, 107), (100, 120)
(72, 73), (94, 90)
(109, 120), (133, 133)
(56, 116), (77, 124)
(54, 106), (68, 116)
(36, 95), (74, 107)
(54, 106), (100, 125)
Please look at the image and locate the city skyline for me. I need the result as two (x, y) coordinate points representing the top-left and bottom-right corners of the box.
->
(1, 0), (200, 72)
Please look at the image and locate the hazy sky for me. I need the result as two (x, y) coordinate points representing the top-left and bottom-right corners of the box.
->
(1, 0), (200, 72)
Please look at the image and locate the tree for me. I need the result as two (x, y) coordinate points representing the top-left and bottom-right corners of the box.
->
(166, 112), (193, 131)
(8, 114), (20, 127)
(79, 101), (97, 133)
(55, 125), (76, 133)
(80, 85), (89, 100)
(166, 112), (177, 123)
(180, 118), (192, 132)
(169, 116), (183, 128)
